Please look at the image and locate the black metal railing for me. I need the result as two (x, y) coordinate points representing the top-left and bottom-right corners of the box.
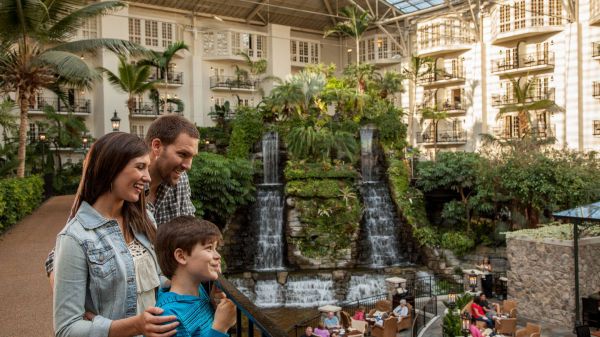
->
(218, 276), (289, 337)
(29, 97), (91, 114)
(491, 88), (555, 106)
(339, 293), (389, 317)
(492, 124), (556, 140)
(593, 42), (600, 58)
(406, 274), (464, 298)
(210, 76), (260, 91)
(149, 71), (184, 85)
(416, 130), (468, 144)
(491, 51), (555, 73)
(130, 101), (182, 116)
(418, 70), (465, 85)
(418, 101), (465, 112)
(411, 295), (438, 337)
(594, 82), (600, 98)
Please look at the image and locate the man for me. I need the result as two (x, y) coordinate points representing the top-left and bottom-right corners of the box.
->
(300, 326), (314, 337)
(324, 311), (341, 329)
(46, 115), (200, 285)
(479, 293), (501, 319)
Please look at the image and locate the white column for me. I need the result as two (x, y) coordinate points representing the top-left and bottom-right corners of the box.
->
(266, 24), (291, 92)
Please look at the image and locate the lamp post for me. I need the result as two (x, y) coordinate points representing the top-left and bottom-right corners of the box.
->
(82, 134), (89, 154)
(111, 110), (121, 132)
(461, 312), (472, 336)
(38, 132), (52, 198)
(468, 274), (478, 293)
(448, 291), (457, 310)
(38, 132), (47, 167)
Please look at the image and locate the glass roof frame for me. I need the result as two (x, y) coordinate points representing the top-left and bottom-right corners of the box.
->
(383, 0), (445, 14)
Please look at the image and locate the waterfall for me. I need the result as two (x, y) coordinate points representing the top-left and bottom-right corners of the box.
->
(251, 275), (335, 308)
(253, 132), (285, 271)
(345, 274), (388, 302)
(359, 126), (403, 267)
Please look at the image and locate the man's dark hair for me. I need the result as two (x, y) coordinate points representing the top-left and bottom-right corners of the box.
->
(145, 115), (199, 146)
(155, 215), (222, 279)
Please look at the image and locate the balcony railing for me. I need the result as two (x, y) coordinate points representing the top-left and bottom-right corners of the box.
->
(491, 88), (555, 106)
(129, 101), (182, 116)
(491, 52), (555, 73)
(418, 70), (465, 85)
(594, 82), (600, 98)
(29, 97), (90, 114)
(148, 71), (184, 85)
(593, 43), (600, 58)
(416, 129), (467, 144)
(210, 76), (260, 91)
(492, 124), (556, 140)
(418, 101), (465, 113)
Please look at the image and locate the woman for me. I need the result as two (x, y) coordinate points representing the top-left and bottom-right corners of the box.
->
(313, 323), (330, 337)
(479, 256), (494, 298)
(472, 297), (494, 329)
(392, 299), (409, 322)
(53, 132), (179, 337)
(352, 307), (366, 321)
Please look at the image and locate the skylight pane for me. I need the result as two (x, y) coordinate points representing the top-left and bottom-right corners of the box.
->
(385, 0), (442, 13)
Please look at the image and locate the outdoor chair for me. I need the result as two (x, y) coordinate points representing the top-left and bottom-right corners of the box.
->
(461, 301), (487, 329)
(496, 317), (517, 337)
(368, 300), (392, 317)
(502, 300), (518, 318)
(515, 322), (541, 337)
(396, 303), (413, 332)
(576, 325), (592, 337)
(340, 311), (352, 329)
(350, 318), (368, 337)
(370, 315), (397, 337)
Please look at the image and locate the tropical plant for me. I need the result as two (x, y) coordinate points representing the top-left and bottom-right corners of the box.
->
(0, 99), (17, 141)
(140, 41), (188, 114)
(227, 107), (264, 158)
(286, 125), (358, 163)
(101, 56), (158, 121)
(420, 107), (448, 159)
(403, 55), (435, 148)
(0, 0), (145, 177)
(324, 6), (371, 70)
(208, 101), (232, 129)
(374, 70), (404, 99)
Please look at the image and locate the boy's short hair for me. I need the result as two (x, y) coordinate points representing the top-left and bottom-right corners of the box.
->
(155, 215), (222, 279)
(145, 115), (199, 146)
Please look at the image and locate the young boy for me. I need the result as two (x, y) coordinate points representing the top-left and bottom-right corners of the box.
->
(155, 215), (237, 337)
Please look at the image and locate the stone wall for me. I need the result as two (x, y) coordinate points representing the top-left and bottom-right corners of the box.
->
(506, 235), (600, 327)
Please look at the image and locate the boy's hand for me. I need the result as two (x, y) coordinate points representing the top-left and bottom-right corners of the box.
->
(210, 284), (226, 308)
(212, 298), (237, 333)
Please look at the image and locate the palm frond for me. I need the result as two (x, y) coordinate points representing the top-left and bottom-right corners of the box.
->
(50, 38), (150, 57)
(35, 50), (100, 87)
(47, 1), (126, 40)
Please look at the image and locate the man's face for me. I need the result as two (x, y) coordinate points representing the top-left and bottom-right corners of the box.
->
(305, 327), (312, 336)
(480, 294), (487, 302)
(152, 133), (198, 186)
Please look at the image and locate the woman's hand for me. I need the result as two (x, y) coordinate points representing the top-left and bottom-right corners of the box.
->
(136, 307), (179, 337)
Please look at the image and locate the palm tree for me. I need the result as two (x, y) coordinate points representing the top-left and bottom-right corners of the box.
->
(420, 107), (448, 159)
(374, 70), (404, 99)
(324, 6), (371, 71)
(141, 41), (189, 115)
(0, 0), (146, 177)
(498, 76), (563, 140)
(101, 56), (158, 125)
(403, 55), (435, 146)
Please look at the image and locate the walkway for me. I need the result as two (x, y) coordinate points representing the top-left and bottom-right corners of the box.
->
(0, 195), (74, 337)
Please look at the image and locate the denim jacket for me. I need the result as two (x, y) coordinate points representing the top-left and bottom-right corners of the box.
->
(54, 201), (159, 337)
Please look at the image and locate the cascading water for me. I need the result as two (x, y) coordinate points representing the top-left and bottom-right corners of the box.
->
(360, 126), (403, 267)
(253, 132), (285, 271)
(345, 274), (388, 302)
(247, 275), (335, 308)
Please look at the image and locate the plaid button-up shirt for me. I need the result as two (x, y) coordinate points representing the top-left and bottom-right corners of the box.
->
(45, 172), (195, 275)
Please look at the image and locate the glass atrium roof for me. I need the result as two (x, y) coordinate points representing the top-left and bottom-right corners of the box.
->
(384, 0), (445, 14)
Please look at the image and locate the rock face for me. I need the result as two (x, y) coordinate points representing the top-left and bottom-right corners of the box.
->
(506, 236), (600, 327)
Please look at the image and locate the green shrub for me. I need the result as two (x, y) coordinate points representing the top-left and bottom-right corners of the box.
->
(441, 200), (467, 228)
(284, 160), (358, 180)
(188, 152), (255, 226)
(0, 175), (44, 231)
(440, 231), (475, 256)
(198, 126), (230, 151)
(53, 162), (82, 195)
(412, 226), (439, 247)
(227, 107), (264, 158)
(286, 179), (354, 198)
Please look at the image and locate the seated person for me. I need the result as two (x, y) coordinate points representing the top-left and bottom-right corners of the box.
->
(301, 326), (314, 337)
(353, 307), (366, 321)
(472, 297), (494, 329)
(155, 216), (236, 337)
(314, 323), (330, 337)
(392, 299), (409, 322)
(374, 313), (389, 327)
(324, 311), (341, 329)
(479, 293), (500, 319)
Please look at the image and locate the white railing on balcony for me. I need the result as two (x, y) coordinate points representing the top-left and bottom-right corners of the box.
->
(416, 18), (475, 51)
(491, 0), (564, 40)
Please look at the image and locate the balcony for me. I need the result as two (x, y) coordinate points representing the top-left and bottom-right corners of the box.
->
(129, 101), (182, 118)
(202, 30), (267, 62)
(491, 52), (555, 75)
(29, 97), (90, 115)
(593, 82), (600, 98)
(492, 124), (556, 140)
(419, 101), (466, 115)
(416, 18), (475, 57)
(416, 129), (467, 145)
(419, 70), (465, 87)
(148, 71), (184, 87)
(210, 76), (260, 92)
(593, 43), (600, 59)
(359, 34), (403, 66)
(591, 0), (600, 25)
(491, 88), (555, 107)
(491, 8), (564, 44)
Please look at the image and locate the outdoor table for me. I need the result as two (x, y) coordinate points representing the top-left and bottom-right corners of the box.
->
(592, 331), (600, 337)
(318, 304), (342, 313)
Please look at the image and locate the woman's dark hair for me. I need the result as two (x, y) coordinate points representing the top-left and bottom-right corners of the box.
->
(70, 132), (155, 241)
(473, 296), (481, 305)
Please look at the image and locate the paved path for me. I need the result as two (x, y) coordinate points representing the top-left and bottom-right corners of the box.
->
(0, 195), (74, 337)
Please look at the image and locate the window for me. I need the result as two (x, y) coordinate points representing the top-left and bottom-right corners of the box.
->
(531, 0), (544, 27)
(162, 22), (173, 48)
(129, 18), (141, 44)
(81, 18), (98, 39)
(28, 123), (38, 144)
(291, 41), (297, 62)
(502, 115), (520, 139)
(367, 38), (375, 61)
(549, 0), (562, 25)
(594, 121), (600, 136)
(232, 32), (267, 58)
(377, 37), (388, 59)
(359, 40), (366, 62)
(145, 20), (158, 46)
(451, 58), (463, 77)
(390, 36), (402, 57)
(514, 1), (526, 29)
(534, 76), (550, 99)
(299, 41), (309, 63)
(535, 42), (549, 63)
(310, 43), (319, 64)
(500, 5), (511, 32)
(432, 23), (441, 47)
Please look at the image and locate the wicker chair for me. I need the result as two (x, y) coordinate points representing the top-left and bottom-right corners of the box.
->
(396, 303), (413, 332)
(461, 301), (487, 330)
(368, 300), (392, 317)
(340, 311), (352, 329)
(502, 299), (518, 318)
(350, 318), (368, 337)
(515, 322), (541, 337)
(496, 318), (517, 337)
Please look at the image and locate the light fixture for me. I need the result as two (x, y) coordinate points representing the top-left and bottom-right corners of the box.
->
(468, 274), (478, 293)
(213, 15), (223, 22)
(80, 54), (85, 60)
(110, 110), (121, 132)
(448, 291), (457, 309)
(39, 132), (47, 142)
(461, 312), (471, 334)
(347, 48), (353, 53)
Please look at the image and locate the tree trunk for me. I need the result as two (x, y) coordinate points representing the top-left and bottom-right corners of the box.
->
(518, 108), (530, 138)
(17, 91), (31, 178)
(163, 68), (169, 115)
